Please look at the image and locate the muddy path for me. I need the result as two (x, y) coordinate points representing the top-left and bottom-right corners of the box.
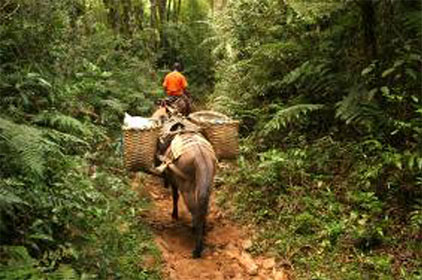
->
(134, 173), (291, 280)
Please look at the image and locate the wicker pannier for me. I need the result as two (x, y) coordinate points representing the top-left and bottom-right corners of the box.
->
(188, 111), (239, 160)
(122, 121), (161, 172)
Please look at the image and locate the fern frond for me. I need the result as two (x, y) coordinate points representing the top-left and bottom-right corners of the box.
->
(209, 95), (245, 114)
(281, 60), (335, 93)
(34, 112), (89, 136)
(99, 98), (127, 115)
(49, 265), (80, 280)
(0, 180), (27, 208)
(409, 198), (422, 234)
(0, 118), (45, 177)
(0, 179), (29, 232)
(403, 9), (422, 35)
(335, 87), (382, 125)
(0, 117), (60, 178)
(286, 0), (346, 23)
(281, 61), (312, 86)
(0, 246), (43, 280)
(44, 129), (89, 151)
(263, 104), (324, 135)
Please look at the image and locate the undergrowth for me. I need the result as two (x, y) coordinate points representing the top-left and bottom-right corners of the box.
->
(0, 142), (162, 279)
(0, 1), (163, 277)
(217, 137), (422, 280)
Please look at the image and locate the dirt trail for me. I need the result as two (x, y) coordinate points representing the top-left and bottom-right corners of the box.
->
(134, 174), (291, 280)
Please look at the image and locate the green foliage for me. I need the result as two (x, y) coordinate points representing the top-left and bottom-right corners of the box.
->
(212, 3), (421, 275)
(34, 113), (90, 137)
(409, 198), (422, 235)
(0, 246), (44, 280)
(0, 117), (61, 179)
(0, 246), (96, 280)
(0, 0), (162, 278)
(158, 0), (215, 98)
(219, 136), (421, 279)
(1, 0), (421, 279)
(263, 104), (324, 135)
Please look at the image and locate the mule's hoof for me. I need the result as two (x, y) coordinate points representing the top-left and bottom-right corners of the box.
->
(192, 249), (201, 259)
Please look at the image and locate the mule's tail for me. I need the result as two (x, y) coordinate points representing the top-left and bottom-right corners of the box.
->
(194, 151), (215, 217)
(192, 149), (215, 258)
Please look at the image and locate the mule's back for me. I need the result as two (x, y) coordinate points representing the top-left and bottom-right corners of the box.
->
(165, 132), (216, 192)
(171, 133), (215, 162)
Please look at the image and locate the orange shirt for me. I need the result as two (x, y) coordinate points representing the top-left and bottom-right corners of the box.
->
(162, 71), (188, 96)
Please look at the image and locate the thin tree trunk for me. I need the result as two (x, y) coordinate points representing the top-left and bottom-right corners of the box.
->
(112, 0), (121, 33)
(176, 0), (181, 23)
(158, 0), (167, 49)
(360, 0), (378, 60)
(167, 0), (172, 22)
(172, 0), (177, 22)
(150, 0), (157, 28)
(158, 0), (167, 25)
(210, 0), (214, 15)
(122, 0), (132, 35)
(135, 1), (144, 30)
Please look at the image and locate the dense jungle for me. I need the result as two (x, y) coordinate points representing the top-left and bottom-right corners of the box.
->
(0, 0), (421, 279)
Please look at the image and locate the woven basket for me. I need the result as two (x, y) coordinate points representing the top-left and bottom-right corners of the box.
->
(189, 111), (239, 160)
(122, 122), (161, 172)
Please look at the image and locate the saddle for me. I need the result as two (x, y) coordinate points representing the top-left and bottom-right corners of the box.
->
(171, 133), (215, 161)
(154, 116), (215, 178)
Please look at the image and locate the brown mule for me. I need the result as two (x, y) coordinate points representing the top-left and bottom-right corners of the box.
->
(158, 121), (217, 258)
(153, 94), (192, 119)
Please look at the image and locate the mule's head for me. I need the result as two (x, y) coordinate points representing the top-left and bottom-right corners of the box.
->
(151, 103), (169, 124)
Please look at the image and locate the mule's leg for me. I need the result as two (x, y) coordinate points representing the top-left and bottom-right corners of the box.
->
(171, 185), (179, 220)
(192, 195), (209, 258)
(163, 177), (169, 189)
(192, 214), (206, 259)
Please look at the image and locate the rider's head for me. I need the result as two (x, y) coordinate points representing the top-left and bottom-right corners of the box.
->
(172, 62), (182, 72)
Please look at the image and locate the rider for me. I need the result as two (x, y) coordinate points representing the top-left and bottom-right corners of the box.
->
(162, 62), (191, 114)
(163, 62), (189, 98)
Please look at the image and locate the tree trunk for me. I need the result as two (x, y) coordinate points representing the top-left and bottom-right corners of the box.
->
(134, 1), (144, 30)
(158, 0), (167, 49)
(158, 0), (167, 25)
(172, 0), (178, 22)
(359, 0), (378, 60)
(167, 0), (172, 22)
(176, 0), (181, 23)
(150, 0), (157, 28)
(122, 0), (132, 35)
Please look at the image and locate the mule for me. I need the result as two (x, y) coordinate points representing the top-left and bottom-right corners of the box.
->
(157, 119), (216, 258)
(153, 94), (192, 119)
(151, 105), (169, 123)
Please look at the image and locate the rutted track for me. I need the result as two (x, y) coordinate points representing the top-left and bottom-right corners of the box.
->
(134, 174), (291, 280)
